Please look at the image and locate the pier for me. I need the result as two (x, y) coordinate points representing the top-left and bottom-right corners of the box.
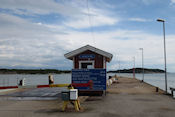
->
(0, 76), (175, 117)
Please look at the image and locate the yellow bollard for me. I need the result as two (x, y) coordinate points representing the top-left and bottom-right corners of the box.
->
(61, 85), (81, 112)
(62, 101), (69, 111)
(77, 99), (81, 109)
(74, 100), (80, 111)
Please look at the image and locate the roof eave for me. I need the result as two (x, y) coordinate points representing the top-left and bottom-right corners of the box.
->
(64, 45), (113, 62)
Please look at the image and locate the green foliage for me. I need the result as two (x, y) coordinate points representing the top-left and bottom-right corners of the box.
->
(108, 68), (165, 73)
(0, 69), (71, 74)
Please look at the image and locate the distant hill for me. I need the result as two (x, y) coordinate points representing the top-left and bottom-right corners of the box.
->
(0, 69), (71, 74)
(0, 68), (165, 74)
(108, 68), (165, 73)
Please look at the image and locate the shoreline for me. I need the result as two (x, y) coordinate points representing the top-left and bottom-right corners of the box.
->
(0, 72), (171, 75)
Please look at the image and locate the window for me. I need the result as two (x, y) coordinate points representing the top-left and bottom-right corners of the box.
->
(79, 61), (94, 69)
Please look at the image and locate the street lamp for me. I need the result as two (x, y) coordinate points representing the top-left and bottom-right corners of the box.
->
(157, 18), (167, 94)
(118, 60), (120, 77)
(139, 48), (144, 82)
(133, 57), (135, 79)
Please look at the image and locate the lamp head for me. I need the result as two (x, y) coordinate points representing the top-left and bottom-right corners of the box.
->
(157, 19), (165, 22)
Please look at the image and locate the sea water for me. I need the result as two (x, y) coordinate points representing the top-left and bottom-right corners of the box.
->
(0, 73), (174, 93)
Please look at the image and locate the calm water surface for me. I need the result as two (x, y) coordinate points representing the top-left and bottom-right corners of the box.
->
(0, 73), (175, 93)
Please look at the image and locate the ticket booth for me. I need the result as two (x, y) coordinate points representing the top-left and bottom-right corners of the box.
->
(64, 45), (113, 96)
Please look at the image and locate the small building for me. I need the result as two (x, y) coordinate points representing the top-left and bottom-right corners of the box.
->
(64, 45), (113, 69)
(64, 45), (113, 96)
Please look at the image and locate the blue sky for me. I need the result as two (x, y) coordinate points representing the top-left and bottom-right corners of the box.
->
(0, 0), (175, 72)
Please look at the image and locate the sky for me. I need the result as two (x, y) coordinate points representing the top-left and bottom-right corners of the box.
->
(0, 0), (175, 72)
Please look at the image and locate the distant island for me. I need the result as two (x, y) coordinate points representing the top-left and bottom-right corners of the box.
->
(108, 68), (165, 73)
(0, 68), (165, 74)
(0, 69), (71, 74)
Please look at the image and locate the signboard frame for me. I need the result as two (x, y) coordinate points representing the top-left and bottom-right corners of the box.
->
(72, 69), (106, 90)
(79, 54), (95, 59)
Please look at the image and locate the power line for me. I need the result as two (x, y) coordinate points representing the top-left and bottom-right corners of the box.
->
(86, 0), (95, 46)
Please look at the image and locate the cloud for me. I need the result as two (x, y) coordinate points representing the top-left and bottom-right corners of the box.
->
(170, 0), (175, 5)
(0, 0), (83, 17)
(64, 4), (119, 29)
(0, 13), (71, 69)
(57, 29), (175, 71)
(128, 18), (151, 22)
(0, 0), (118, 29)
(171, 0), (175, 3)
(1, 12), (175, 71)
(0, 13), (66, 38)
(0, 0), (175, 72)
(64, 13), (118, 29)
(0, 0), (120, 69)
(141, 0), (157, 5)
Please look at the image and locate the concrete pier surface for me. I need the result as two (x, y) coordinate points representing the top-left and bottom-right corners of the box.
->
(0, 77), (175, 117)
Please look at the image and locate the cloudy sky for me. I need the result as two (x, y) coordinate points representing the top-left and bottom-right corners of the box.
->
(0, 0), (175, 72)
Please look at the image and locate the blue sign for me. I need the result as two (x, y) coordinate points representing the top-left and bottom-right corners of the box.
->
(79, 54), (95, 59)
(72, 69), (106, 90)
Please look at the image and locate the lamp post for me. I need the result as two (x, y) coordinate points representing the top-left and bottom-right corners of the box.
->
(157, 18), (167, 94)
(133, 57), (135, 79)
(139, 48), (144, 82)
(119, 60), (120, 77)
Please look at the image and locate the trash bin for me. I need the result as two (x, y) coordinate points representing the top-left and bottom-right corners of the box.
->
(61, 91), (70, 101)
